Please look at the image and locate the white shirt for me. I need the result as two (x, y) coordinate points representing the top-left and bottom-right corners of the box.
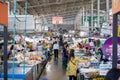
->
(38, 45), (43, 51)
(53, 43), (59, 50)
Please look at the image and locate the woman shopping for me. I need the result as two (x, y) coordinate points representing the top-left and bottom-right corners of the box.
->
(66, 49), (79, 80)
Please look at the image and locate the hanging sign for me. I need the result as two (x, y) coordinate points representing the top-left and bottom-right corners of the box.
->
(102, 37), (120, 62)
(52, 17), (63, 24)
(118, 25), (120, 37)
(112, 0), (120, 14)
(0, 2), (8, 26)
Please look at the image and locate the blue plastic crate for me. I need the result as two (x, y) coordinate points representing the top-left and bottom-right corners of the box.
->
(39, 78), (48, 80)
(1, 74), (25, 79)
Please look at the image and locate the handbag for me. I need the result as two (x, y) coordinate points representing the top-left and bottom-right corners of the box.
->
(66, 64), (70, 72)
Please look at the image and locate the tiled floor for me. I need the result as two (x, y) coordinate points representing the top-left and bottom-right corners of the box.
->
(40, 54), (68, 80)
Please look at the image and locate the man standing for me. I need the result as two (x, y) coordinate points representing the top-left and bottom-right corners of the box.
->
(53, 41), (59, 60)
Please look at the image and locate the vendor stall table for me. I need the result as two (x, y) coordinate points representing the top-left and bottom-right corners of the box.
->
(0, 67), (32, 80)
(19, 60), (47, 80)
(0, 60), (47, 80)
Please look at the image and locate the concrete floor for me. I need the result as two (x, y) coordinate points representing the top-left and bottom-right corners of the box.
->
(40, 55), (68, 80)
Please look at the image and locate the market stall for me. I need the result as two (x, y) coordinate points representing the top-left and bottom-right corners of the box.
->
(0, 67), (33, 80)
(0, 1), (50, 79)
(65, 37), (112, 80)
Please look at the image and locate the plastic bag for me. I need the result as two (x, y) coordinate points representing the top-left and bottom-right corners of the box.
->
(66, 64), (70, 72)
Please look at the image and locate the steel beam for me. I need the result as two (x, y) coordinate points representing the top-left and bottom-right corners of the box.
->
(28, 0), (90, 8)
(44, 11), (78, 17)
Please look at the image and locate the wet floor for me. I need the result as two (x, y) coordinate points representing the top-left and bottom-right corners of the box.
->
(40, 54), (68, 80)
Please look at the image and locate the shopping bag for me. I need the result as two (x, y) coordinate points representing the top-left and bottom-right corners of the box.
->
(66, 64), (70, 72)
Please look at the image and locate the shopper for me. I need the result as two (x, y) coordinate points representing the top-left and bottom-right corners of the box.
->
(66, 49), (78, 80)
(59, 35), (63, 47)
(28, 43), (34, 52)
(62, 42), (67, 68)
(7, 44), (14, 59)
(66, 44), (69, 62)
(105, 68), (120, 80)
(53, 41), (59, 60)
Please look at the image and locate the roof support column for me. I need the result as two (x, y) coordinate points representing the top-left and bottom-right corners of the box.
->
(97, 0), (100, 27)
(85, 5), (87, 23)
(106, 0), (109, 23)
(82, 6), (85, 26)
(112, 14), (118, 68)
(85, 5), (89, 28)
(91, 0), (94, 30)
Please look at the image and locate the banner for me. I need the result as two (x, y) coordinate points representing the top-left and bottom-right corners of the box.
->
(52, 17), (63, 24)
(83, 16), (104, 26)
(112, 0), (120, 14)
(102, 37), (120, 61)
(0, 2), (8, 26)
